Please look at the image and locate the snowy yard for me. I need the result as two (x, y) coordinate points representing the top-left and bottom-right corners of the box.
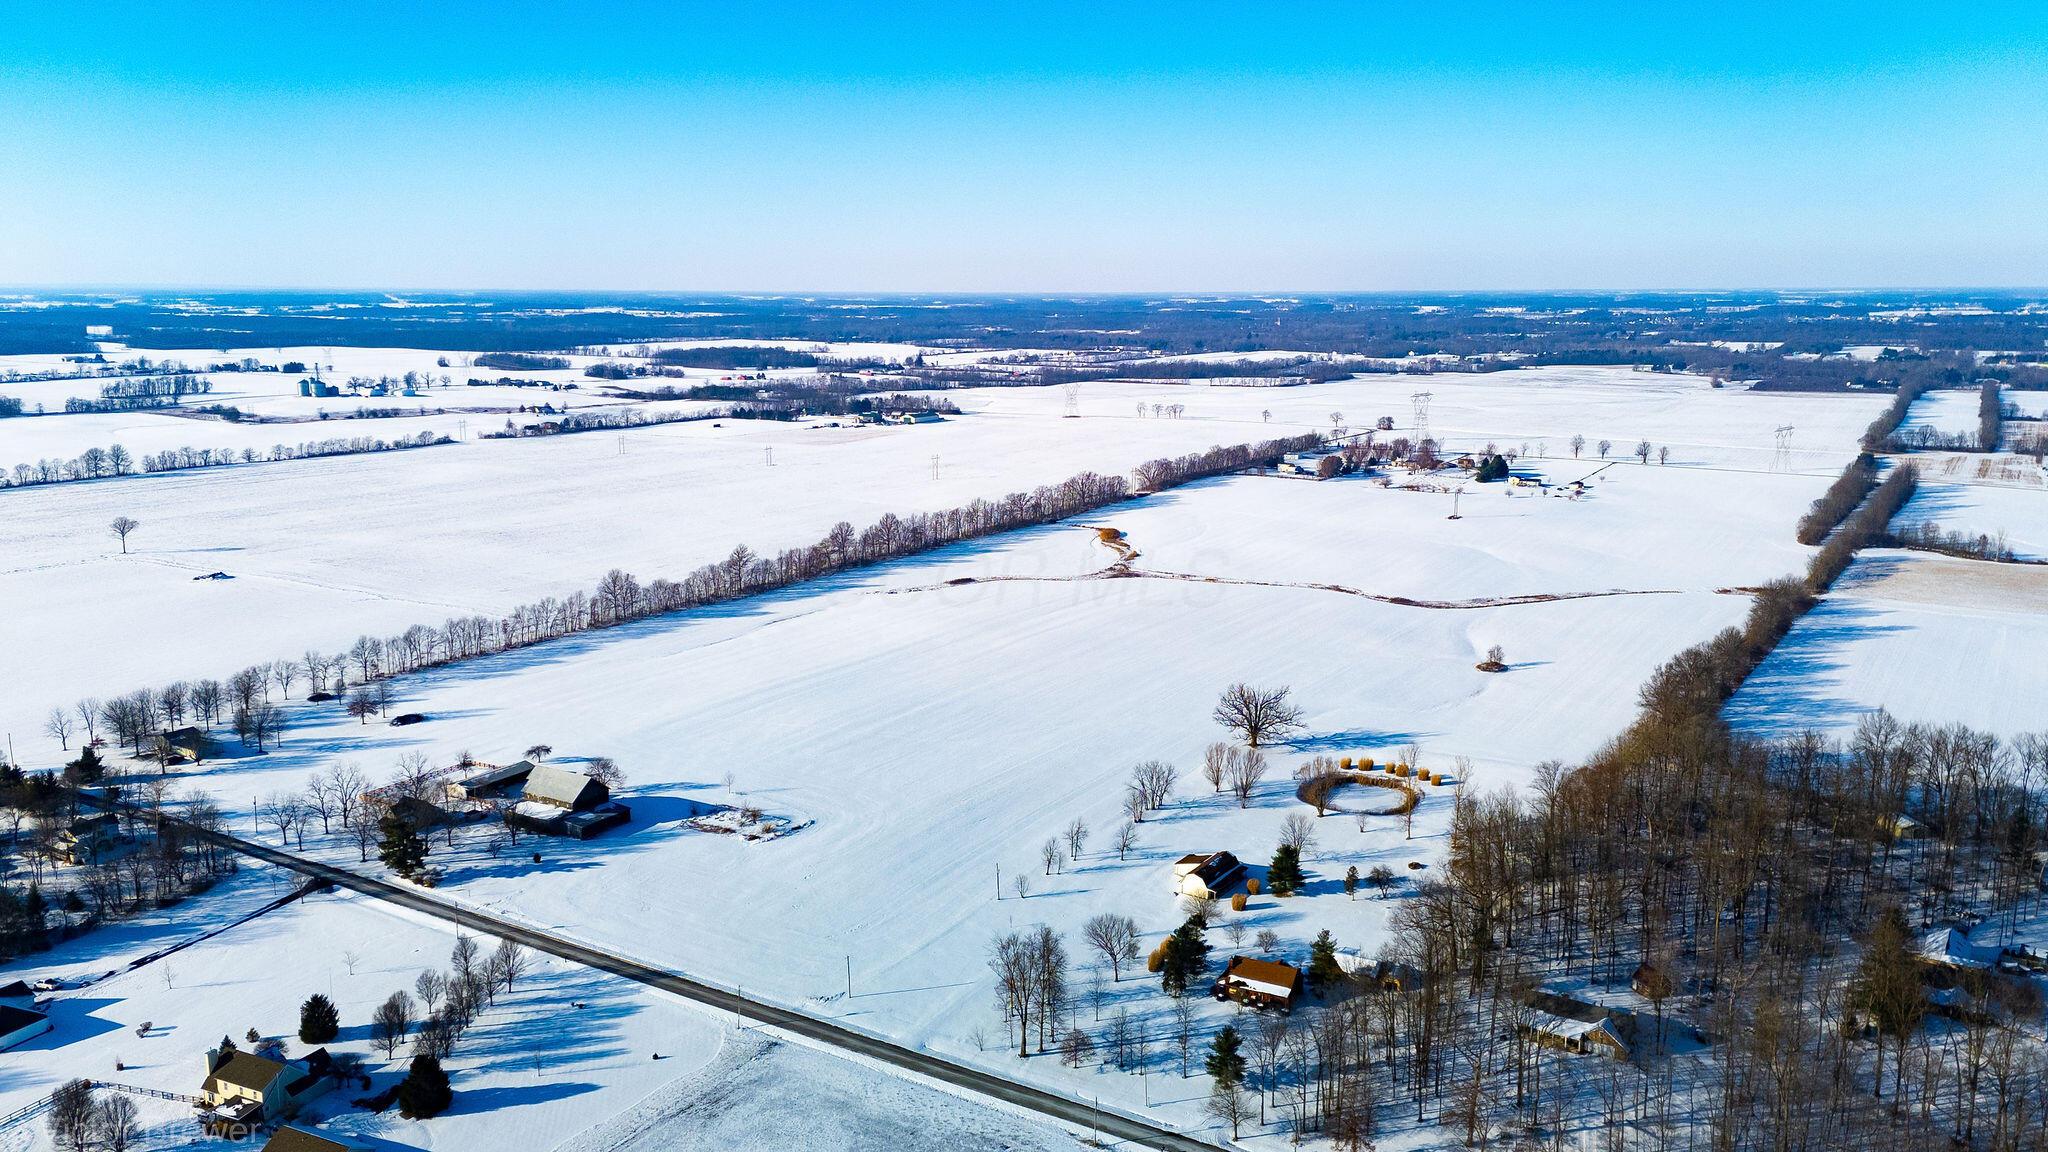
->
(0, 886), (1088, 1152)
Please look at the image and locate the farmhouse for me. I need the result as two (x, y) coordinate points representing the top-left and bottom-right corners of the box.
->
(200, 1046), (331, 1128)
(0, 1003), (51, 1052)
(445, 759), (534, 802)
(1172, 851), (1245, 900)
(1212, 955), (1304, 1013)
(153, 726), (207, 762)
(1279, 449), (1342, 478)
(1520, 991), (1635, 1059)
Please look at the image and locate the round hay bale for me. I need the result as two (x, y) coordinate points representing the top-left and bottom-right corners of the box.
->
(1246, 877), (1263, 896)
(1230, 892), (1248, 912)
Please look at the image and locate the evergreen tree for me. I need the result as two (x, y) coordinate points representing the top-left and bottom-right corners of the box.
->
(299, 993), (340, 1044)
(397, 1054), (453, 1118)
(1343, 865), (1359, 899)
(1267, 844), (1305, 897)
(64, 746), (104, 786)
(1205, 1025), (1247, 1089)
(378, 812), (429, 878)
(23, 883), (46, 935)
(1160, 916), (1211, 996)
(1307, 929), (1343, 991)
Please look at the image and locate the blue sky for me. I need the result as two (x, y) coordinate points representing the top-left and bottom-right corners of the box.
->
(2, 2), (2045, 290)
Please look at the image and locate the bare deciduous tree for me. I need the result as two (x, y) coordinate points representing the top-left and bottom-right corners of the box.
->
(1226, 747), (1270, 808)
(109, 516), (141, 554)
(1212, 683), (1304, 748)
(1202, 741), (1232, 792)
(1083, 913), (1141, 981)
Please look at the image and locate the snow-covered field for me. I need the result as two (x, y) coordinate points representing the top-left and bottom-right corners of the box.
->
(1892, 475), (2048, 560)
(32, 436), (1857, 1141)
(1899, 388), (1982, 439)
(2, 354), (1917, 1147)
(0, 885), (1086, 1152)
(1726, 550), (2048, 744)
(0, 364), (1882, 758)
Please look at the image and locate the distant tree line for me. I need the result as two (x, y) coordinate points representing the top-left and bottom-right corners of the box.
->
(62, 373), (214, 412)
(1890, 520), (2018, 563)
(471, 352), (570, 371)
(1, 432), (452, 491)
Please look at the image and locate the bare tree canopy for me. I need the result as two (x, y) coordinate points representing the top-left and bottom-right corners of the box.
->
(1212, 683), (1304, 748)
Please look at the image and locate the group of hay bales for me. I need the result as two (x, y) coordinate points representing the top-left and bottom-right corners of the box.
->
(1336, 754), (1453, 788)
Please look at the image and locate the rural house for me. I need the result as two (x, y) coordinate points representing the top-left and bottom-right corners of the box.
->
(1919, 926), (2000, 971)
(200, 1046), (332, 1129)
(1172, 851), (1245, 900)
(1520, 991), (1635, 1059)
(55, 812), (126, 865)
(1212, 955), (1304, 1013)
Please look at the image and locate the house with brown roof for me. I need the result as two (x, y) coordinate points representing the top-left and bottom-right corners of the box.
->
(1519, 991), (1635, 1059)
(200, 1046), (331, 1128)
(1172, 851), (1245, 900)
(1212, 955), (1304, 1013)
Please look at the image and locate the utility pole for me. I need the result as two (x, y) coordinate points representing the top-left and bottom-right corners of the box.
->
(995, 863), (1001, 900)
(845, 955), (852, 1000)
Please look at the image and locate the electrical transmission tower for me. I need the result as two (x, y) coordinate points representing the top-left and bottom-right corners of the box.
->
(764, 446), (774, 467)
(1410, 391), (1433, 453)
(1773, 425), (1794, 472)
(930, 454), (941, 480)
(1062, 381), (1082, 419)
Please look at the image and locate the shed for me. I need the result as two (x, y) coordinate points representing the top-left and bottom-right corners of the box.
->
(446, 760), (534, 802)
(522, 764), (609, 812)
(0, 1004), (51, 1051)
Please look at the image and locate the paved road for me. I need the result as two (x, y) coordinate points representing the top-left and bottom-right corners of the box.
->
(113, 801), (1229, 1152)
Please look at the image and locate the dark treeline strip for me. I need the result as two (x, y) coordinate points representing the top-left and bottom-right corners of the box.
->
(1794, 452), (1879, 544)
(1805, 463), (1918, 592)
(1980, 380), (2004, 451)
(0, 395), (20, 417)
(3, 433), (452, 491)
(471, 352), (570, 371)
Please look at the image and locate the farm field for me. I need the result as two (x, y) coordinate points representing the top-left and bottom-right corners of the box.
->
(0, 886), (1088, 1152)
(42, 433), (1862, 1138)
(1726, 549), (2048, 745)
(0, 364), (1883, 759)
(1891, 473), (2048, 560)
(1899, 387), (1982, 439)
